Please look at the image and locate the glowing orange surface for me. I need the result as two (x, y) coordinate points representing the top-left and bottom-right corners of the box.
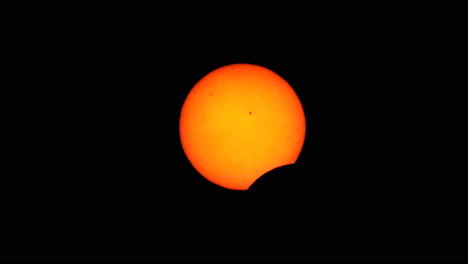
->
(179, 64), (306, 190)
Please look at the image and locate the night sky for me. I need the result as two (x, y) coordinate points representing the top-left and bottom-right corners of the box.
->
(4, 3), (465, 261)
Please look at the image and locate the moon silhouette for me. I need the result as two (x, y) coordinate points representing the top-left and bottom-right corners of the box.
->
(179, 63), (306, 190)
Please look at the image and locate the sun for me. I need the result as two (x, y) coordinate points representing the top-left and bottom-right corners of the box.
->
(179, 63), (306, 190)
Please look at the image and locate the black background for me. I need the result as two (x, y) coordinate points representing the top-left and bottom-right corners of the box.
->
(3, 3), (465, 262)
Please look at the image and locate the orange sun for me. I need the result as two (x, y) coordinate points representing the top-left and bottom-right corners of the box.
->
(179, 63), (306, 190)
